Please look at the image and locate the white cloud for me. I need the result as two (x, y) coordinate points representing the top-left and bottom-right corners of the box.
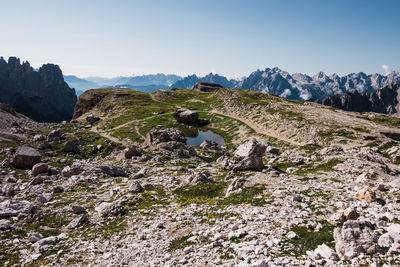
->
(280, 88), (292, 98)
(382, 64), (391, 75)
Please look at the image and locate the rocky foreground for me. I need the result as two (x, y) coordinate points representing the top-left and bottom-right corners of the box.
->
(1, 88), (400, 266)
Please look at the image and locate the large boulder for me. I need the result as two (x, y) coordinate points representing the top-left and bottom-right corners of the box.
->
(11, 146), (41, 169)
(145, 125), (186, 145)
(95, 202), (125, 218)
(334, 220), (378, 259)
(232, 139), (267, 172)
(173, 109), (199, 124)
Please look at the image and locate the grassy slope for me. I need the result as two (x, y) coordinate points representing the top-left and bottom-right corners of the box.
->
(75, 87), (400, 150)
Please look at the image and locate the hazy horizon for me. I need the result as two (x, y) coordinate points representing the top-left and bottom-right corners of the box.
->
(1, 0), (399, 78)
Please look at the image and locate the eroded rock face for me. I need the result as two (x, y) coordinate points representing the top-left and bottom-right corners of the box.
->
(334, 220), (378, 259)
(12, 146), (41, 169)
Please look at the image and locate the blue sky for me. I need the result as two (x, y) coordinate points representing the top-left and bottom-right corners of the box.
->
(1, 0), (399, 78)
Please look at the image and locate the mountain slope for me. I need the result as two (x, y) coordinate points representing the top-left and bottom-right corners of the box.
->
(85, 74), (181, 87)
(73, 87), (400, 149)
(64, 75), (100, 92)
(0, 57), (77, 122)
(317, 84), (400, 116)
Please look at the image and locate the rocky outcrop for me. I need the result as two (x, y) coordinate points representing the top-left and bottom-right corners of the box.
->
(192, 82), (224, 92)
(317, 84), (400, 115)
(0, 57), (77, 122)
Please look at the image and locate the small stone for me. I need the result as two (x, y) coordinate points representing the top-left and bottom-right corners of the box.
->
(31, 163), (48, 176)
(53, 186), (65, 194)
(286, 231), (298, 239)
(70, 205), (86, 214)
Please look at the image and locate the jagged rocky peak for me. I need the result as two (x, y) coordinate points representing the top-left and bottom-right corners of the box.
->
(0, 56), (77, 122)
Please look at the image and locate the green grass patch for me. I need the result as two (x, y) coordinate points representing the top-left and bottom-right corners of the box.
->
(294, 158), (344, 176)
(168, 234), (195, 252)
(287, 221), (334, 256)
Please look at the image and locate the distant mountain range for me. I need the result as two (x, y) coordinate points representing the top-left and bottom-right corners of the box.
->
(65, 68), (400, 101)
(173, 68), (400, 101)
(235, 67), (400, 101)
(65, 74), (182, 96)
(170, 73), (238, 89)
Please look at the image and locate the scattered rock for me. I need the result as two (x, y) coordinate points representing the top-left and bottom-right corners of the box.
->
(329, 207), (359, 226)
(33, 234), (66, 253)
(308, 243), (339, 261)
